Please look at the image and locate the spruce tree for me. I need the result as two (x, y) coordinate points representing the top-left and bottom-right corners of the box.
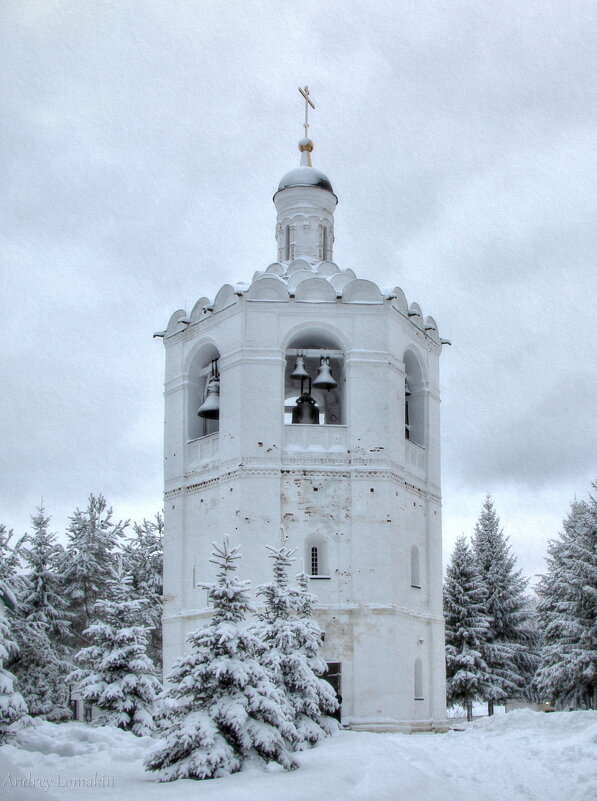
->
(255, 543), (337, 749)
(293, 570), (340, 725)
(0, 524), (27, 607)
(472, 495), (538, 713)
(121, 513), (163, 666)
(68, 572), (162, 735)
(19, 507), (70, 639)
(145, 538), (297, 781)
(0, 584), (28, 741)
(443, 535), (491, 721)
(12, 506), (72, 720)
(0, 524), (25, 583)
(534, 495), (597, 709)
(61, 494), (127, 645)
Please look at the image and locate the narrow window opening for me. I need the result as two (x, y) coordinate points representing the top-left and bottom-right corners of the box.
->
(311, 546), (319, 576)
(284, 224), (290, 261)
(414, 657), (424, 700)
(411, 545), (421, 588)
(306, 537), (327, 578)
(322, 225), (328, 260)
(405, 378), (411, 439)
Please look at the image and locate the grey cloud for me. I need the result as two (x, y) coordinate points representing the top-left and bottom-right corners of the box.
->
(1, 1), (596, 581)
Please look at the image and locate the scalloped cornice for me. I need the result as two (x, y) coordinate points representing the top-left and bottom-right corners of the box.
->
(160, 258), (446, 346)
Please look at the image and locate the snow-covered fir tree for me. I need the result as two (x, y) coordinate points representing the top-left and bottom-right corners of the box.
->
(294, 570), (340, 724)
(472, 495), (538, 713)
(254, 540), (337, 749)
(60, 494), (127, 645)
(0, 525), (29, 735)
(12, 506), (72, 720)
(18, 507), (70, 639)
(533, 493), (597, 709)
(11, 620), (68, 721)
(443, 535), (491, 721)
(121, 512), (163, 667)
(293, 569), (336, 694)
(0, 583), (28, 741)
(68, 571), (162, 735)
(145, 538), (298, 781)
(0, 524), (27, 606)
(0, 524), (24, 584)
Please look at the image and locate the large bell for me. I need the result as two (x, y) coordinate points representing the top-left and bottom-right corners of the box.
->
(197, 377), (220, 419)
(290, 354), (310, 381)
(312, 356), (337, 391)
(292, 393), (320, 424)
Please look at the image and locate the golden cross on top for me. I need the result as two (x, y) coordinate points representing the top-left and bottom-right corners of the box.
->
(298, 85), (315, 137)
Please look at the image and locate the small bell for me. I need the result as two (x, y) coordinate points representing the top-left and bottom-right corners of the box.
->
(405, 379), (412, 397)
(290, 354), (310, 381)
(197, 376), (220, 419)
(312, 356), (337, 391)
(292, 393), (320, 424)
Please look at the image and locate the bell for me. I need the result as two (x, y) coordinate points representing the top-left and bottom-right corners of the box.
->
(405, 379), (412, 396)
(197, 377), (220, 419)
(312, 357), (337, 391)
(290, 354), (310, 381)
(292, 393), (320, 424)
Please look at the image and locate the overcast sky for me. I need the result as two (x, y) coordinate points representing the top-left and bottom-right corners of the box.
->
(2, 0), (596, 584)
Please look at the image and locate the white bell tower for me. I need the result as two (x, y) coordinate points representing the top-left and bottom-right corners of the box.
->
(158, 90), (448, 732)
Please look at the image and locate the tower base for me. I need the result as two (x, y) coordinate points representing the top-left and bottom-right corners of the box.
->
(344, 717), (450, 734)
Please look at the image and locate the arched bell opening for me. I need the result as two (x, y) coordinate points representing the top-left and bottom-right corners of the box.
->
(187, 343), (221, 440)
(403, 349), (425, 447)
(284, 329), (345, 425)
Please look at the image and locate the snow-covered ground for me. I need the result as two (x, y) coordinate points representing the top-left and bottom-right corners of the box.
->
(1, 710), (595, 801)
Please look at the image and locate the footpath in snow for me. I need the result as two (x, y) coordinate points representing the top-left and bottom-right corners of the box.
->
(1, 709), (596, 801)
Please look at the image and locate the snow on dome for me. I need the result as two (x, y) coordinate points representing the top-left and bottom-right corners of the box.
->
(277, 166), (334, 193)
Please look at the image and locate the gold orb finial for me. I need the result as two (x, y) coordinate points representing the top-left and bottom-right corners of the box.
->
(298, 137), (314, 167)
